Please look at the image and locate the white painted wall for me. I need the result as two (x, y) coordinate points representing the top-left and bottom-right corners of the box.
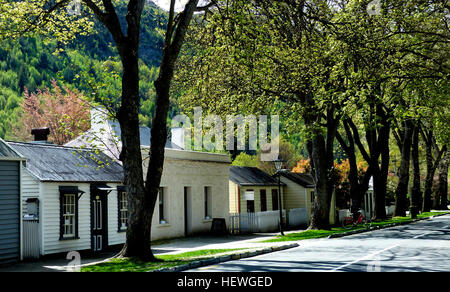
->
(20, 168), (39, 216)
(20, 147), (230, 256)
(40, 182), (91, 255)
(143, 148), (231, 241)
(24, 180), (124, 256)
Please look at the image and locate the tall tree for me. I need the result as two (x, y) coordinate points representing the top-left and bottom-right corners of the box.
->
(9, 0), (201, 260)
(176, 0), (344, 230)
(175, 0), (449, 225)
(341, 0), (450, 218)
(410, 122), (421, 218)
(420, 124), (447, 212)
(393, 118), (414, 217)
(335, 119), (373, 217)
(437, 150), (449, 210)
(138, 0), (200, 259)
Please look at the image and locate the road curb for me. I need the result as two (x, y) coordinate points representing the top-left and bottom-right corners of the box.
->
(150, 243), (299, 272)
(327, 213), (449, 239)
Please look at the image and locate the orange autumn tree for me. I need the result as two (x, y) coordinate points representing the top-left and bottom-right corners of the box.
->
(292, 158), (311, 174)
(17, 80), (90, 145)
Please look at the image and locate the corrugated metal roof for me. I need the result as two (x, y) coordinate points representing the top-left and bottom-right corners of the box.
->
(65, 121), (182, 160)
(108, 121), (182, 149)
(7, 141), (124, 183)
(230, 166), (285, 186)
(0, 138), (23, 159)
(279, 171), (315, 188)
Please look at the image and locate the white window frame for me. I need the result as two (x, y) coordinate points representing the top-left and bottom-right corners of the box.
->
(119, 191), (128, 230)
(204, 186), (212, 220)
(159, 187), (168, 224)
(63, 193), (76, 238)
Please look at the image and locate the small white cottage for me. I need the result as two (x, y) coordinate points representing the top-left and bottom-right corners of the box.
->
(142, 148), (230, 239)
(228, 167), (317, 230)
(66, 108), (232, 242)
(3, 131), (125, 258)
(278, 171), (315, 225)
(229, 166), (286, 215)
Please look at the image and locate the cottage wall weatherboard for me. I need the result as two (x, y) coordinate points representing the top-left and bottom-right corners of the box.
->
(0, 138), (25, 264)
(0, 160), (21, 264)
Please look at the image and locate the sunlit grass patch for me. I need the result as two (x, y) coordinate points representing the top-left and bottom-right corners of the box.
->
(81, 249), (244, 272)
(264, 211), (450, 243)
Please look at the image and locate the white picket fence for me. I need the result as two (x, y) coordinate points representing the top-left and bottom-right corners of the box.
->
(386, 205), (395, 216)
(230, 212), (258, 234)
(288, 208), (308, 227)
(230, 210), (308, 234)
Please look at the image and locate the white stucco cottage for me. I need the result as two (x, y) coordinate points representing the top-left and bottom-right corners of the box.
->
(65, 108), (231, 242)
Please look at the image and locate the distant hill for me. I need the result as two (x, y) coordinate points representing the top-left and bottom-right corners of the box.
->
(70, 1), (166, 67)
(0, 2), (169, 140)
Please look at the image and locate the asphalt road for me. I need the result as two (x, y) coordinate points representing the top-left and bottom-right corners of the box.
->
(189, 214), (450, 272)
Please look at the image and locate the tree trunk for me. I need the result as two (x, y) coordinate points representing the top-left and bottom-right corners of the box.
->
(94, 0), (158, 261)
(410, 124), (421, 219)
(306, 102), (337, 230)
(422, 152), (434, 212)
(437, 150), (449, 210)
(366, 104), (390, 220)
(374, 129), (389, 220)
(309, 133), (334, 230)
(142, 0), (199, 257)
(349, 158), (372, 219)
(347, 152), (362, 213)
(117, 0), (199, 260)
(394, 120), (414, 217)
(373, 165), (388, 219)
(116, 36), (157, 260)
(420, 127), (446, 212)
(345, 112), (388, 220)
(336, 120), (372, 217)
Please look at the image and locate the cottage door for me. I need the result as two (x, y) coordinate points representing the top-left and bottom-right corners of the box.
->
(184, 187), (193, 236)
(91, 189), (108, 252)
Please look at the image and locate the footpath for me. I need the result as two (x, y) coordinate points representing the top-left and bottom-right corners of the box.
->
(2, 211), (448, 272)
(0, 232), (299, 272)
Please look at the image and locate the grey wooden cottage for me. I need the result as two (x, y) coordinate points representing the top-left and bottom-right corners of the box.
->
(0, 138), (25, 264)
(1, 136), (126, 258)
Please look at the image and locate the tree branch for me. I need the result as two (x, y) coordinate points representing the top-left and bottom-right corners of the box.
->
(83, 0), (125, 45)
(195, 0), (218, 12)
(21, 0), (70, 35)
(347, 118), (371, 164)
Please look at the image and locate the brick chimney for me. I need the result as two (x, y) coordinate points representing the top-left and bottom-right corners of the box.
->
(31, 128), (50, 143)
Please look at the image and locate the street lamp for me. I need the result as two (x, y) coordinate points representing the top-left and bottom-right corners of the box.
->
(274, 158), (283, 173)
(274, 157), (285, 236)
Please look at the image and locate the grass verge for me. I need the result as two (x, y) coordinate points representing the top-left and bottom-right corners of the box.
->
(81, 249), (244, 272)
(263, 211), (450, 243)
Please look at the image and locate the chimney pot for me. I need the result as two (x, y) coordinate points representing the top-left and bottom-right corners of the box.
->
(31, 128), (50, 142)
